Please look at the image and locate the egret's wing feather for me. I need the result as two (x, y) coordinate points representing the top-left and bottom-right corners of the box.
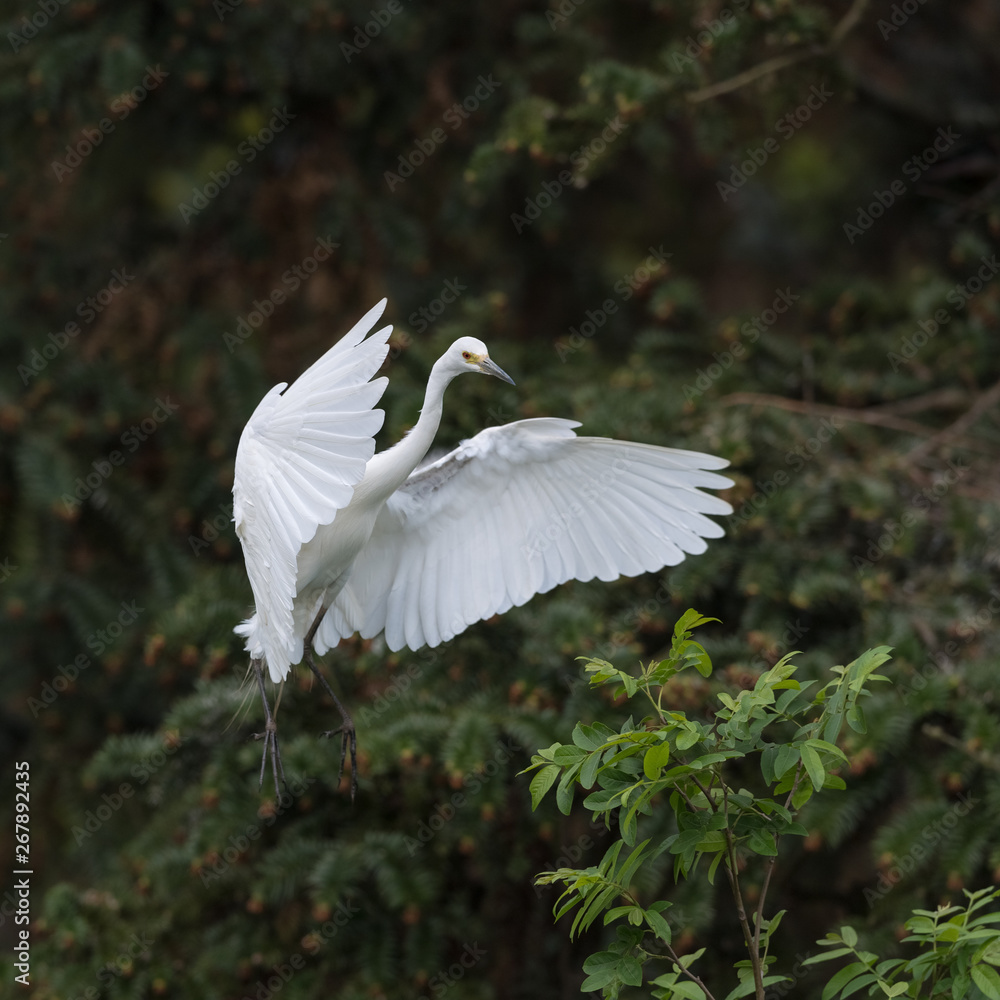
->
(327, 417), (732, 653)
(233, 299), (392, 677)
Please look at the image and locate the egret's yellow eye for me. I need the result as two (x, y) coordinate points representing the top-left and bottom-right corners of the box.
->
(462, 351), (472, 360)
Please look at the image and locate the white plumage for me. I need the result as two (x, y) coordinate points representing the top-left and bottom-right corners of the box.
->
(232, 298), (732, 788)
(314, 420), (732, 655)
(232, 300), (392, 680)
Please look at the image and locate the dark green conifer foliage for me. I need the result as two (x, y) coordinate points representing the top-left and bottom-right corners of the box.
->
(1, 1), (998, 997)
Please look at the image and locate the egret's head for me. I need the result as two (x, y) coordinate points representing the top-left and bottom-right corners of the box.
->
(445, 337), (515, 385)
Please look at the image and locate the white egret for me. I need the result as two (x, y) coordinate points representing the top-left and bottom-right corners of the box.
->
(233, 298), (733, 793)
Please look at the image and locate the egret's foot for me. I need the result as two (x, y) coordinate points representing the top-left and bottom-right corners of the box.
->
(321, 722), (357, 802)
(252, 719), (287, 793)
(252, 722), (284, 790)
(301, 617), (358, 802)
(250, 656), (287, 794)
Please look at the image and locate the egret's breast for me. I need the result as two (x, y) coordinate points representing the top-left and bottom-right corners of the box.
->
(294, 493), (380, 596)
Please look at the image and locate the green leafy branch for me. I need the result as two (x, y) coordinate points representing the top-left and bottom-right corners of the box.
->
(805, 887), (1000, 999)
(523, 609), (893, 999)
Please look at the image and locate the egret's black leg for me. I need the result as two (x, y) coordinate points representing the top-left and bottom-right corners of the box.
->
(303, 605), (358, 801)
(250, 656), (287, 793)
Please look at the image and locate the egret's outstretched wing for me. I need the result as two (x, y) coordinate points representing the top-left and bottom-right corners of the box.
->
(319, 417), (732, 654)
(233, 299), (392, 676)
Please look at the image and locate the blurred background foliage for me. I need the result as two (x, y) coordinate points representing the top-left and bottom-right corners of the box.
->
(1, 0), (999, 997)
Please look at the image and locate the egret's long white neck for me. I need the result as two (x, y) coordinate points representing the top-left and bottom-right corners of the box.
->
(360, 357), (456, 502)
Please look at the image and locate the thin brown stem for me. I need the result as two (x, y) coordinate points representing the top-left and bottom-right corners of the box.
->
(687, 47), (820, 104)
(690, 773), (717, 812)
(922, 723), (1000, 771)
(905, 377), (1000, 461)
(673, 783), (702, 814)
(829, 0), (871, 48)
(686, 0), (869, 104)
(752, 855), (778, 959)
(744, 760), (810, 965)
(723, 833), (763, 998)
(871, 387), (968, 416)
(749, 761), (811, 973)
(721, 785), (764, 999)
(663, 941), (720, 1000)
(782, 760), (806, 812)
(718, 391), (993, 456)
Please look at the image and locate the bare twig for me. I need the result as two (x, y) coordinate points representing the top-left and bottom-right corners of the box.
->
(922, 724), (1000, 772)
(686, 0), (870, 104)
(829, 0), (871, 48)
(905, 378), (1000, 461)
(687, 48), (821, 104)
(872, 387), (970, 416)
(717, 391), (993, 456)
(720, 391), (948, 435)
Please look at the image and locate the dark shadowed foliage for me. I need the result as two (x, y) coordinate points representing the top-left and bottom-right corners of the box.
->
(1, 1), (999, 997)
